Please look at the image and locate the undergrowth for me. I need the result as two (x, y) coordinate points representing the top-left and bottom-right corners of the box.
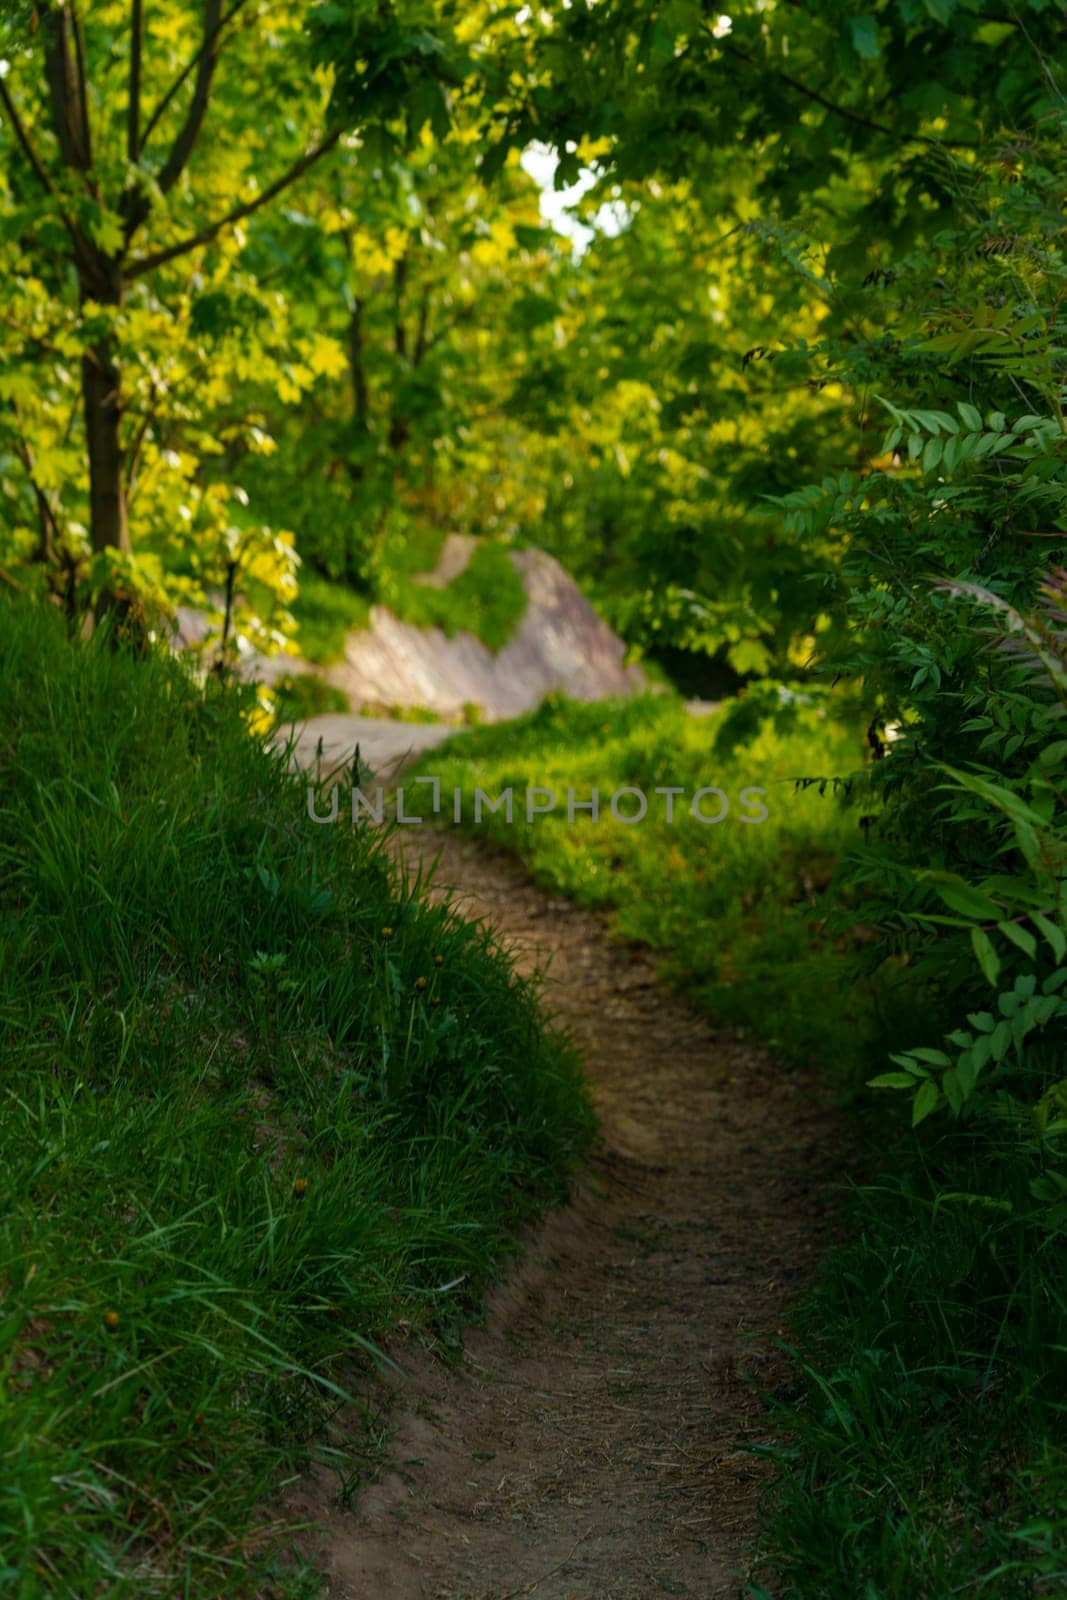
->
(749, 1103), (1067, 1599)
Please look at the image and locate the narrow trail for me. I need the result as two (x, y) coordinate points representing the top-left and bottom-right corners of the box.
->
(292, 830), (839, 1600)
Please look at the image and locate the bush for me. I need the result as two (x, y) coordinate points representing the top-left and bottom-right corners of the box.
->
(748, 117), (1067, 1599)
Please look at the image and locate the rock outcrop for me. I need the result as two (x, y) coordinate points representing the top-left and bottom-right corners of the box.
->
(176, 537), (644, 725)
(326, 542), (644, 721)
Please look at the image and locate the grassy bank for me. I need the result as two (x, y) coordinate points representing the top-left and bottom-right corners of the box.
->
(0, 599), (592, 1596)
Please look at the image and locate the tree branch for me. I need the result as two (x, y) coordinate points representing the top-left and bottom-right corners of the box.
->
(124, 380), (160, 497)
(139, 0), (252, 154)
(0, 308), (78, 361)
(716, 34), (979, 151)
(128, 0), (143, 162)
(393, 252), (408, 360)
(0, 77), (58, 196)
(72, 3), (93, 172)
(0, 75), (90, 262)
(126, 128), (342, 278)
(156, 0), (223, 196)
(42, 4), (92, 171)
(122, 0), (251, 243)
(7, 398), (65, 563)
(413, 291), (431, 367)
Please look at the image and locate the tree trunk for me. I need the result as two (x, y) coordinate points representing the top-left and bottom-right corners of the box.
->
(347, 297), (370, 441)
(343, 296), (372, 589)
(42, 5), (129, 589)
(80, 265), (130, 563)
(389, 254), (410, 454)
(82, 335), (129, 558)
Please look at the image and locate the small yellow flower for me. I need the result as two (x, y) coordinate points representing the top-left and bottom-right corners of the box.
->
(433, 955), (444, 968)
(293, 1177), (308, 1197)
(415, 975), (427, 991)
(380, 926), (393, 939)
(430, 996), (442, 1008)
(104, 1310), (121, 1331)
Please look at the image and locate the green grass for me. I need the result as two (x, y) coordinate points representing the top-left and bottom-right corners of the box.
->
(272, 670), (351, 720)
(295, 537), (528, 669)
(422, 690), (909, 1076)
(382, 703), (444, 724)
(388, 539), (528, 654)
(0, 597), (593, 1597)
(291, 571), (372, 665)
(748, 1102), (1067, 1599)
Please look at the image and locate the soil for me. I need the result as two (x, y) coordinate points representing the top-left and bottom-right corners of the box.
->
(285, 829), (840, 1600)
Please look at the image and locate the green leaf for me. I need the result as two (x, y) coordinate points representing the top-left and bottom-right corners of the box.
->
(848, 15), (880, 58)
(990, 1018), (1013, 1060)
(913, 1080), (940, 1125)
(928, 876), (1000, 921)
(479, 138), (510, 185)
(889, 1053), (932, 1077)
(908, 1047), (953, 1067)
(1031, 914), (1066, 963)
(934, 1191), (1012, 1213)
(1014, 821), (1041, 870)
(936, 766), (1050, 829)
(997, 920), (1037, 958)
(941, 1068), (964, 1114)
(1038, 741), (1067, 772)
(981, 877), (1048, 909)
(868, 1072), (920, 1090)
(956, 1049), (980, 1097)
(971, 927), (1001, 986)
(913, 409), (958, 434)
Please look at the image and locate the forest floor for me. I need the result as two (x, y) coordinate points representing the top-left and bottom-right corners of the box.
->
(284, 828), (841, 1600)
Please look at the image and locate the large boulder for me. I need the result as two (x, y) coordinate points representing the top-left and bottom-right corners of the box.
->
(328, 541), (644, 721)
(173, 538), (645, 725)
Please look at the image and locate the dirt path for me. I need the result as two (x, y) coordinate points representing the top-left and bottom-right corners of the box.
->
(292, 830), (838, 1600)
